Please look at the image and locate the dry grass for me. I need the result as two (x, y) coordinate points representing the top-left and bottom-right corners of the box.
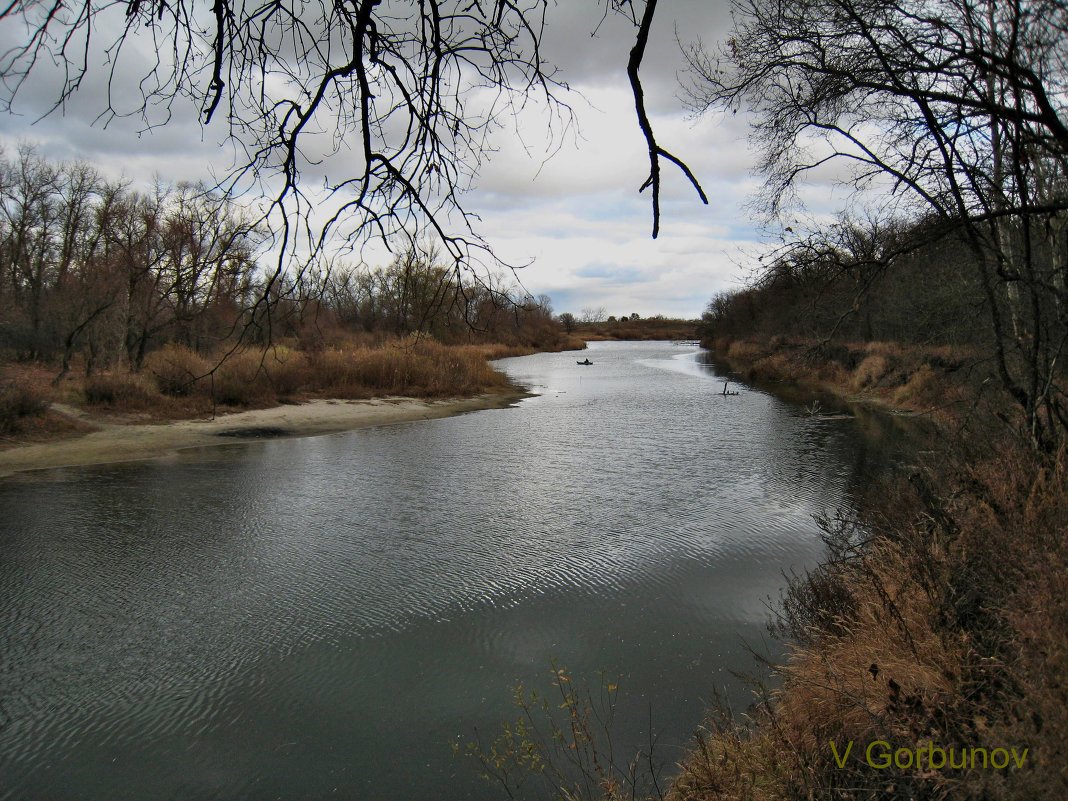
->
(145, 343), (212, 397)
(0, 364), (100, 445)
(0, 378), (48, 434)
(450, 337), (586, 359)
(136, 337), (516, 409)
(0, 334), (532, 443)
(209, 349), (278, 406)
(84, 372), (160, 409)
(580, 318), (698, 341)
(711, 336), (984, 421)
(258, 344), (310, 397)
(852, 353), (890, 390)
(891, 363), (937, 406)
(726, 340), (765, 363)
(303, 337), (512, 398)
(665, 441), (1068, 801)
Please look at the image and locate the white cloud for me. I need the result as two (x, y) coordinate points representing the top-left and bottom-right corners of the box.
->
(0, 2), (812, 318)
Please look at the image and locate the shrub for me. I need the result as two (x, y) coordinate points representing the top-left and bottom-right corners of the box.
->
(212, 350), (276, 406)
(146, 344), (210, 397)
(84, 372), (158, 408)
(304, 337), (510, 399)
(261, 346), (310, 397)
(304, 348), (369, 398)
(139, 336), (512, 407)
(852, 353), (890, 390)
(727, 340), (763, 362)
(892, 364), (937, 406)
(0, 381), (48, 434)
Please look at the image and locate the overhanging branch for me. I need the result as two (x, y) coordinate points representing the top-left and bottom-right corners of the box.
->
(626, 0), (707, 238)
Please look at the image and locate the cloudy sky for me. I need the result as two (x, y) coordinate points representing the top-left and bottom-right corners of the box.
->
(0, 2), (830, 319)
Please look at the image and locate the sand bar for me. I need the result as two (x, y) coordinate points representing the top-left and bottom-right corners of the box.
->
(0, 391), (526, 479)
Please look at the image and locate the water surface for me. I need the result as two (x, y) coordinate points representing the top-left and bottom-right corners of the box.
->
(0, 341), (903, 800)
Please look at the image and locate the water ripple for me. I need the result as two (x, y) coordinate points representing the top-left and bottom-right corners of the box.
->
(0, 342), (907, 801)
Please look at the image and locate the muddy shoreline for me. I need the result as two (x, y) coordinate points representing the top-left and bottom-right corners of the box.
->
(0, 390), (527, 478)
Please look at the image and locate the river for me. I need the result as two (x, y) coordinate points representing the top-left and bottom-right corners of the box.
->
(0, 341), (910, 800)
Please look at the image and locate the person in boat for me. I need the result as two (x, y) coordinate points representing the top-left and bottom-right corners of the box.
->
(577, 358), (592, 365)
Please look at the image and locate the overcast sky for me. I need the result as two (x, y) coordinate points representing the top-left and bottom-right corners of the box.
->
(0, 1), (827, 319)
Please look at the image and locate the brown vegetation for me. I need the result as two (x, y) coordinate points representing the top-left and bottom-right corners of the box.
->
(1, 336), (547, 438)
(669, 441), (1067, 801)
(0, 364), (95, 442)
(708, 337), (985, 422)
(0, 148), (584, 441)
(0, 375), (47, 434)
(678, 215), (1066, 798)
(579, 316), (699, 341)
(688, 279), (1065, 799)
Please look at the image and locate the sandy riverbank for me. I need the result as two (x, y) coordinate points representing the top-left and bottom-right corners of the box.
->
(0, 390), (527, 479)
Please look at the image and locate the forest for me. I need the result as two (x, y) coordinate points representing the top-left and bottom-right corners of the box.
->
(0, 146), (577, 433)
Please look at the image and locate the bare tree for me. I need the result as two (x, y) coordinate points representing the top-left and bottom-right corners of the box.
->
(686, 0), (1068, 448)
(0, 147), (273, 371)
(0, 145), (60, 356)
(0, 0), (705, 307)
(580, 305), (607, 324)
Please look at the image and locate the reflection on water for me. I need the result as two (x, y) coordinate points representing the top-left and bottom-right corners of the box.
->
(0, 342), (909, 801)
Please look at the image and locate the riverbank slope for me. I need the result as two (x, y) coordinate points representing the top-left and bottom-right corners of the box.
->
(704, 335), (989, 420)
(662, 337), (1067, 801)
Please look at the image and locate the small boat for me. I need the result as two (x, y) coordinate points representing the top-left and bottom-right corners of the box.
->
(576, 358), (593, 365)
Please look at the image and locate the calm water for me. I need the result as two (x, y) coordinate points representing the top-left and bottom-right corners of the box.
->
(0, 342), (909, 800)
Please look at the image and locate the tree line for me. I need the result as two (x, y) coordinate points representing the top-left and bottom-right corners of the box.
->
(702, 214), (992, 348)
(692, 0), (1068, 449)
(0, 146), (563, 380)
(0, 145), (262, 372)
